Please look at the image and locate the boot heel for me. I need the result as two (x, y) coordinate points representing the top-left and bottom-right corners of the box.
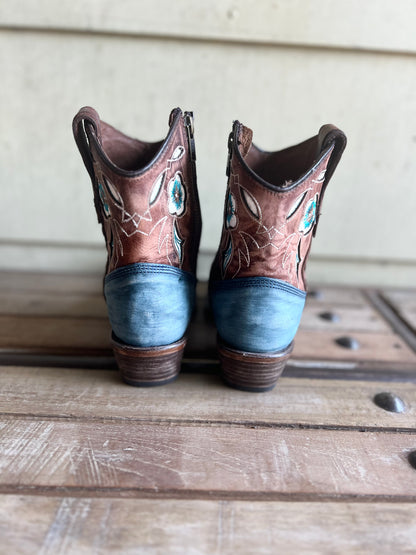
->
(218, 339), (293, 392)
(112, 334), (186, 387)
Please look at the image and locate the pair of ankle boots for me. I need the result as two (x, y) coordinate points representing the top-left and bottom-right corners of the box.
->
(73, 107), (346, 392)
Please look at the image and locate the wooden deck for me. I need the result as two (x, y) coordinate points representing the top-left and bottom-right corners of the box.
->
(1, 270), (416, 553)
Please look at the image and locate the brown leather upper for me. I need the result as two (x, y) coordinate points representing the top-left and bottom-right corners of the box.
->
(73, 107), (201, 276)
(210, 121), (346, 290)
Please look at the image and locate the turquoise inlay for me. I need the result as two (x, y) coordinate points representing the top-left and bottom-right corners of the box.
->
(222, 235), (233, 275)
(300, 195), (317, 235)
(98, 182), (111, 218)
(172, 177), (183, 209)
(225, 191), (237, 229)
(168, 173), (185, 215)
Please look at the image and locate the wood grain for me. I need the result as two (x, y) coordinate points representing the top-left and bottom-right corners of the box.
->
(382, 289), (416, 332)
(0, 315), (111, 354)
(305, 287), (367, 307)
(2, 315), (414, 368)
(0, 367), (415, 430)
(1, 495), (416, 555)
(0, 270), (415, 553)
(0, 292), (106, 318)
(0, 271), (102, 295)
(300, 304), (390, 333)
(294, 330), (416, 364)
(0, 418), (415, 498)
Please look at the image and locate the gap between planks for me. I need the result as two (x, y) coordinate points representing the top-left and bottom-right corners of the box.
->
(0, 413), (415, 436)
(0, 487), (416, 504)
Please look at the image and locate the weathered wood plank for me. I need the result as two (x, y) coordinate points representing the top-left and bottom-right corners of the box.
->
(306, 287), (367, 307)
(0, 418), (415, 498)
(382, 290), (416, 333)
(0, 272), (366, 310)
(0, 292), (106, 318)
(1, 496), (416, 555)
(0, 272), (413, 369)
(0, 271), (367, 308)
(0, 270), (102, 295)
(293, 330), (416, 365)
(1, 315), (414, 368)
(300, 304), (390, 333)
(0, 291), (390, 334)
(0, 368), (415, 430)
(0, 315), (111, 354)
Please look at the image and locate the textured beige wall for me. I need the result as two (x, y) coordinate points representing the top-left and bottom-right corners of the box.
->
(1, 1), (415, 285)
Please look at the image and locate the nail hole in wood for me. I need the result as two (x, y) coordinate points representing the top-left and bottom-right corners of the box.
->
(319, 311), (340, 323)
(373, 392), (406, 413)
(335, 336), (360, 350)
(407, 451), (416, 470)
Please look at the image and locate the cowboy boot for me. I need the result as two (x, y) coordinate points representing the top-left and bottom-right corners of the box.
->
(209, 120), (346, 391)
(73, 107), (201, 386)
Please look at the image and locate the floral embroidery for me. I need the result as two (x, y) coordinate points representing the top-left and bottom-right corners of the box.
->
(240, 187), (261, 221)
(286, 189), (310, 220)
(149, 172), (166, 206)
(98, 182), (111, 218)
(167, 172), (186, 217)
(221, 147), (332, 284)
(299, 194), (318, 236)
(96, 144), (188, 270)
(295, 238), (302, 280)
(222, 235), (233, 277)
(171, 146), (185, 161)
(225, 191), (238, 229)
(173, 221), (185, 264)
(313, 169), (326, 183)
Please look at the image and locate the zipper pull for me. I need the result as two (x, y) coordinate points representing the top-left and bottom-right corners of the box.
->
(184, 112), (196, 161)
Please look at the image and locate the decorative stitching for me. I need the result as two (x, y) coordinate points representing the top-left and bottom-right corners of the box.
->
(211, 276), (306, 298)
(221, 234), (233, 278)
(96, 144), (187, 269)
(225, 190), (238, 229)
(105, 262), (196, 284)
(223, 147), (332, 285)
(172, 220), (185, 264)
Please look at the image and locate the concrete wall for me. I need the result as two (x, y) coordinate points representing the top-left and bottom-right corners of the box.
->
(1, 1), (415, 285)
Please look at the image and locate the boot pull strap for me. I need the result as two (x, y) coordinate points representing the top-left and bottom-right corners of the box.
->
(318, 124), (347, 185)
(72, 106), (102, 181)
(72, 107), (104, 224)
(313, 125), (347, 237)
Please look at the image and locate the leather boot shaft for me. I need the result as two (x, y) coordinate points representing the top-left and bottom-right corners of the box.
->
(210, 121), (346, 290)
(73, 107), (201, 277)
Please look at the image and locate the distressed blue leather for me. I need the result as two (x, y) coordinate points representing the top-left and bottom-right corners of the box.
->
(104, 263), (196, 348)
(210, 277), (306, 353)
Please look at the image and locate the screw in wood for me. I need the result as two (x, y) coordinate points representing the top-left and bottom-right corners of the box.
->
(407, 451), (416, 470)
(335, 336), (360, 350)
(319, 311), (340, 323)
(308, 289), (324, 300)
(373, 392), (406, 413)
